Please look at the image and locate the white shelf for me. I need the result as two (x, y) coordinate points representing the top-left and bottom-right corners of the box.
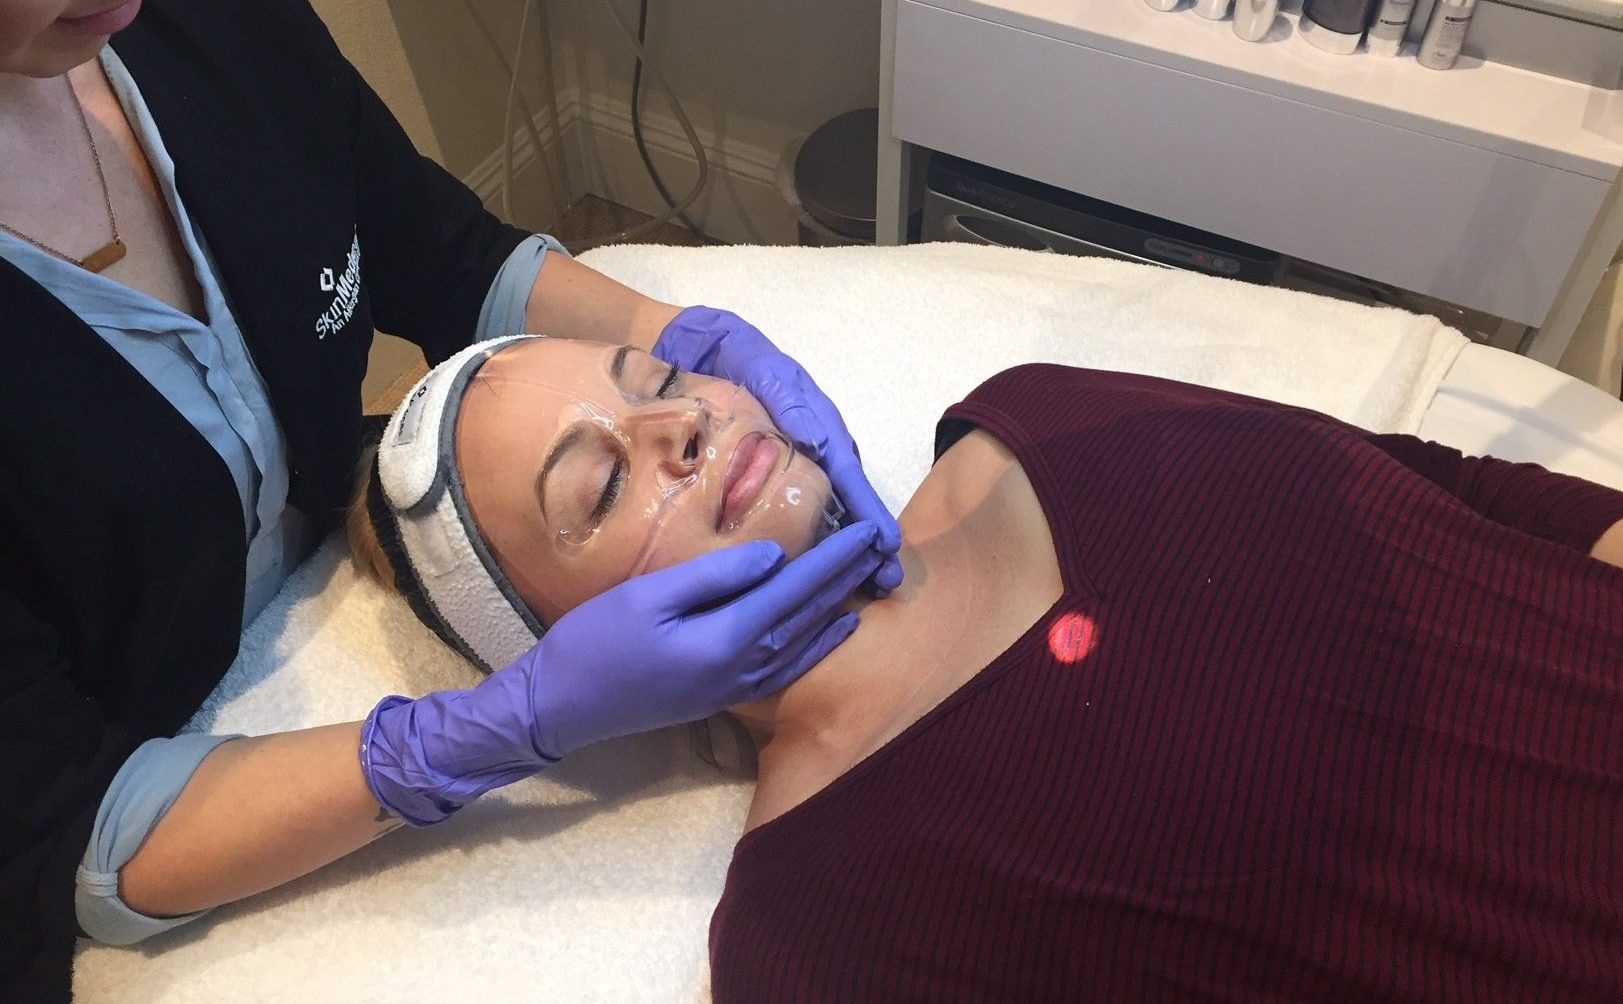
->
(914, 0), (1623, 179)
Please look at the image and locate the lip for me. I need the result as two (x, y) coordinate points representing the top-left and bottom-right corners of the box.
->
(57, 0), (141, 35)
(717, 432), (780, 532)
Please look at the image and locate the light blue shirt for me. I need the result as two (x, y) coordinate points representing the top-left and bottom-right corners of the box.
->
(0, 49), (565, 946)
(2, 48), (304, 623)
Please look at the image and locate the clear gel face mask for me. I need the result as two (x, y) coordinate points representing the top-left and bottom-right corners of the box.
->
(452, 340), (844, 622)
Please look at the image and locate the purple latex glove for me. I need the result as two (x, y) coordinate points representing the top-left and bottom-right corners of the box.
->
(360, 521), (882, 826)
(654, 306), (904, 593)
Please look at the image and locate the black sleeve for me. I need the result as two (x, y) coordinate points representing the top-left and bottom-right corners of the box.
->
(1368, 433), (1623, 554)
(290, 0), (532, 365)
(0, 578), (142, 1001)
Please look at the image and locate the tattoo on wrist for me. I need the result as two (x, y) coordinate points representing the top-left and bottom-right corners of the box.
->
(369, 804), (406, 840)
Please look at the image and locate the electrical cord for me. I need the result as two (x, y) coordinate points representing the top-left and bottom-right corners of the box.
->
(630, 0), (699, 234)
(461, 0), (566, 224)
(500, 0), (545, 221)
(579, 0), (709, 247)
(465, 0), (710, 249)
(532, 0), (571, 216)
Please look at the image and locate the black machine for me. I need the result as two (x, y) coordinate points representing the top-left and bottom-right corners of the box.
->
(922, 152), (1283, 286)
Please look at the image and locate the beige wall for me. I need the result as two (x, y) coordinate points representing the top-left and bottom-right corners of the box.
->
(548, 0), (879, 153)
(308, 0), (442, 162)
(546, 0), (881, 241)
(381, 0), (557, 189)
(312, 0), (563, 406)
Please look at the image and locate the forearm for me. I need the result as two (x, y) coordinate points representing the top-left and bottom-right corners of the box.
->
(523, 253), (680, 350)
(118, 722), (393, 918)
(1593, 519), (1623, 570)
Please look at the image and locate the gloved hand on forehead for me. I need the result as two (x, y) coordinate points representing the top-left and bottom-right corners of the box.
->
(361, 521), (882, 827)
(654, 305), (904, 593)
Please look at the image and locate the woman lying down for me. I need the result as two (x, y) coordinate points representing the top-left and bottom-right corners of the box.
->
(353, 335), (1623, 1002)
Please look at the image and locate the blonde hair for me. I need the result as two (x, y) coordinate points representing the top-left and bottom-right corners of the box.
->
(346, 449), (400, 594)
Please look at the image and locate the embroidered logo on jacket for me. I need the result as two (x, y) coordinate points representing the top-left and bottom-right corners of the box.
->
(315, 232), (362, 339)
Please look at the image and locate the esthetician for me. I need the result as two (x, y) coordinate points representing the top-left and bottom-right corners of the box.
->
(0, 0), (901, 998)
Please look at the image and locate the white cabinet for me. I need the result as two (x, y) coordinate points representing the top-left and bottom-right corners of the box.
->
(881, 0), (1623, 351)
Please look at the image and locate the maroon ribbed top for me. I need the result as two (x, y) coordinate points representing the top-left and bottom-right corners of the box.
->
(710, 365), (1623, 1003)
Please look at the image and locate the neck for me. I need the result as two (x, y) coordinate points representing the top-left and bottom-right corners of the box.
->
(722, 427), (1064, 830)
(729, 523), (984, 773)
(0, 70), (61, 111)
(0, 57), (97, 129)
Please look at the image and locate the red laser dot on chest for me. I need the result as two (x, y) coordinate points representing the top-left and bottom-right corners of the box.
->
(1047, 611), (1098, 664)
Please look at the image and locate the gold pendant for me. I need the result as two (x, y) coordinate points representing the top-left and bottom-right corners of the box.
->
(81, 238), (126, 273)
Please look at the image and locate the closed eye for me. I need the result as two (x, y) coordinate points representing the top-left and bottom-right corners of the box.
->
(655, 363), (680, 399)
(590, 457), (625, 525)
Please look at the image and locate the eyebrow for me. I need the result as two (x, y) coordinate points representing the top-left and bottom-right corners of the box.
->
(609, 344), (632, 383)
(536, 424), (588, 521)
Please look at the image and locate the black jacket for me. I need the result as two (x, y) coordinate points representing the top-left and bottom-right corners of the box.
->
(0, 2), (527, 997)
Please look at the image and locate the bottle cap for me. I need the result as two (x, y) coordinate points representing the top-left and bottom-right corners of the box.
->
(1299, 14), (1362, 55)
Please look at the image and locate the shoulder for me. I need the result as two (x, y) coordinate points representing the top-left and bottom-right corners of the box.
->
(941, 364), (1332, 451)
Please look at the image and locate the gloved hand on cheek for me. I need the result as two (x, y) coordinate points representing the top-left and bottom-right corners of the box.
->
(654, 306), (904, 593)
(360, 521), (882, 826)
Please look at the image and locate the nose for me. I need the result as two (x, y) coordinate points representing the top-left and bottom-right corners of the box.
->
(623, 398), (711, 479)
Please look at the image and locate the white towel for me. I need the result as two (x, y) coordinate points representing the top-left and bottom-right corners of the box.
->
(73, 244), (1465, 1003)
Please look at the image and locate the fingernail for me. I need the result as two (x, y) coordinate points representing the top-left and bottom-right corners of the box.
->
(879, 524), (903, 551)
(876, 560), (904, 591)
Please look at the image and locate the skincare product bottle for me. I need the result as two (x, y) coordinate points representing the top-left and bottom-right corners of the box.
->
(1232, 0), (1279, 40)
(1365, 0), (1415, 55)
(1299, 0), (1378, 54)
(1192, 0), (1234, 19)
(1144, 0), (1181, 10)
(1417, 0), (1477, 69)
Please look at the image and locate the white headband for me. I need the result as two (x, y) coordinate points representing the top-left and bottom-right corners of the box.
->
(372, 335), (545, 673)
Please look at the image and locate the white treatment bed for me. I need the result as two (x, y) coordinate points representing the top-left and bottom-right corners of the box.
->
(74, 244), (1623, 1003)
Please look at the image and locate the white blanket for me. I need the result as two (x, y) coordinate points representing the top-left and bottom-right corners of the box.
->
(74, 244), (1467, 1002)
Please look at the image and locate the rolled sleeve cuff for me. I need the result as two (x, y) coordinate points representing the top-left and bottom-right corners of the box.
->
(475, 233), (570, 342)
(75, 733), (242, 946)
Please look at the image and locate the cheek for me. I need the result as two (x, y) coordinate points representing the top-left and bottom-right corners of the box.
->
(691, 375), (775, 426)
(627, 511), (715, 577)
(528, 503), (679, 621)
(751, 459), (833, 560)
(531, 537), (645, 623)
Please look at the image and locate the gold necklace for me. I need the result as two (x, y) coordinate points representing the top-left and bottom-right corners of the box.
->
(0, 75), (126, 273)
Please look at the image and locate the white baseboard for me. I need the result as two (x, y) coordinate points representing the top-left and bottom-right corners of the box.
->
(460, 87), (799, 246)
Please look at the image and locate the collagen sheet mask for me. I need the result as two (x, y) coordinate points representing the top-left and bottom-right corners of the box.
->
(458, 345), (844, 621)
